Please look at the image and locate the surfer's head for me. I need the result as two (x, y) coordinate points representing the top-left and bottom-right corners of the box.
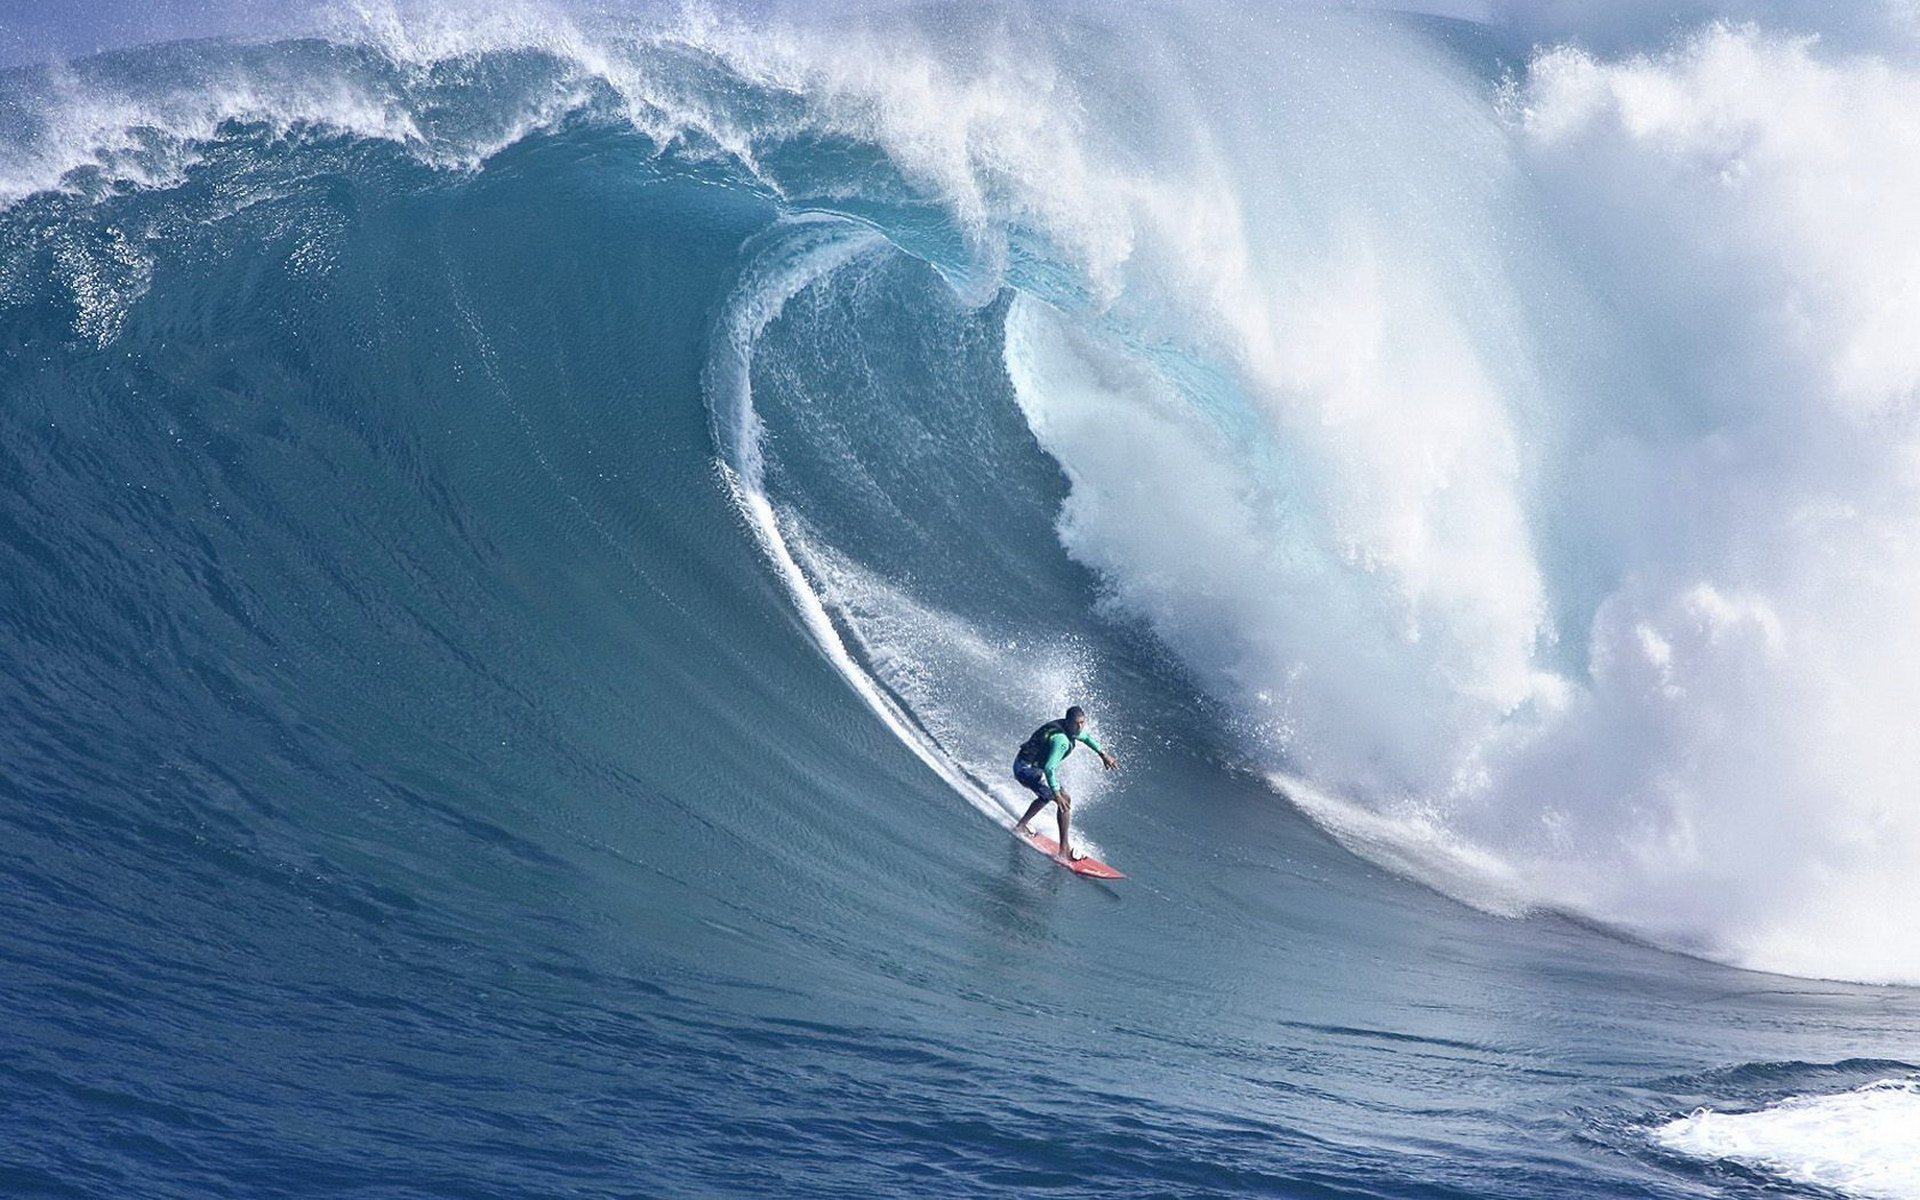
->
(1065, 705), (1088, 733)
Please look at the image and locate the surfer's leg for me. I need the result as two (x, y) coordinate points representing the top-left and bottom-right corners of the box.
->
(1013, 795), (1049, 834)
(1012, 759), (1053, 835)
(1055, 790), (1074, 858)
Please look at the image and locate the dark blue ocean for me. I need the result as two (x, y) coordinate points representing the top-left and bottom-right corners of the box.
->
(5, 6), (1919, 1198)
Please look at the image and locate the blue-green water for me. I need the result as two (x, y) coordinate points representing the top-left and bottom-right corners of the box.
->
(4, 11), (1919, 1198)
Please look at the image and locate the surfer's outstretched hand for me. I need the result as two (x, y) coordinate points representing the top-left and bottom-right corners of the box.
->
(1100, 751), (1118, 770)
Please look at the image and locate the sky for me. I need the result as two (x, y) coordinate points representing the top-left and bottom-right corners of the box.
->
(2, 0), (240, 65)
(2, 1), (1914, 75)
(0, 0), (1494, 68)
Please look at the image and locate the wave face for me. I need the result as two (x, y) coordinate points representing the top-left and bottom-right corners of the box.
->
(5, 5), (1920, 1198)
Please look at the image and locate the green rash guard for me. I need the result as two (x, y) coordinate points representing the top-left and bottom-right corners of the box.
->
(1037, 729), (1105, 790)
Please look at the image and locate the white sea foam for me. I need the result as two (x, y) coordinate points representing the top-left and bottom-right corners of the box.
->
(1654, 1080), (1920, 1200)
(994, 17), (1920, 985)
(1448, 26), (1920, 982)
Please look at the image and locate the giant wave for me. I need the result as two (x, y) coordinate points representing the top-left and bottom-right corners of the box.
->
(8, 0), (1920, 986)
(6, 4), (1920, 1196)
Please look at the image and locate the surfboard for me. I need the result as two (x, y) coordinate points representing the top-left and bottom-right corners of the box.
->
(1017, 828), (1125, 879)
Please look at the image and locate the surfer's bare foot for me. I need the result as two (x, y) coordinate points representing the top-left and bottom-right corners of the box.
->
(1013, 822), (1030, 836)
(1065, 846), (1084, 861)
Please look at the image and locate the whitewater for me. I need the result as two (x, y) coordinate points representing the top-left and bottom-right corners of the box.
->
(3, 1), (1919, 1197)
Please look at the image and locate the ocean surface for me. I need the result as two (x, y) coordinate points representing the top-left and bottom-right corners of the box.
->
(4, 4), (1920, 1197)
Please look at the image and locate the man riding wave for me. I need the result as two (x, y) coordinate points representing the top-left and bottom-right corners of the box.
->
(1012, 705), (1117, 861)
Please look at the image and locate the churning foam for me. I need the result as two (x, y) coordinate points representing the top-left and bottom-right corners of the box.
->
(1654, 1080), (1920, 1200)
(1461, 26), (1920, 982)
(997, 18), (1920, 984)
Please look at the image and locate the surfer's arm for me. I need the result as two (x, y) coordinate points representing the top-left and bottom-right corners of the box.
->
(1078, 732), (1117, 770)
(1040, 733), (1072, 789)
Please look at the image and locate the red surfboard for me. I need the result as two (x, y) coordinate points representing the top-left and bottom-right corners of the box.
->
(1017, 828), (1125, 879)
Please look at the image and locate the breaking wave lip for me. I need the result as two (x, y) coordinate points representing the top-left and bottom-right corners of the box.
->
(14, 3), (1920, 987)
(1653, 1079), (1920, 1200)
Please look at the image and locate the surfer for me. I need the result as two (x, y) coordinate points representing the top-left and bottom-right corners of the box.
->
(1012, 706), (1117, 861)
